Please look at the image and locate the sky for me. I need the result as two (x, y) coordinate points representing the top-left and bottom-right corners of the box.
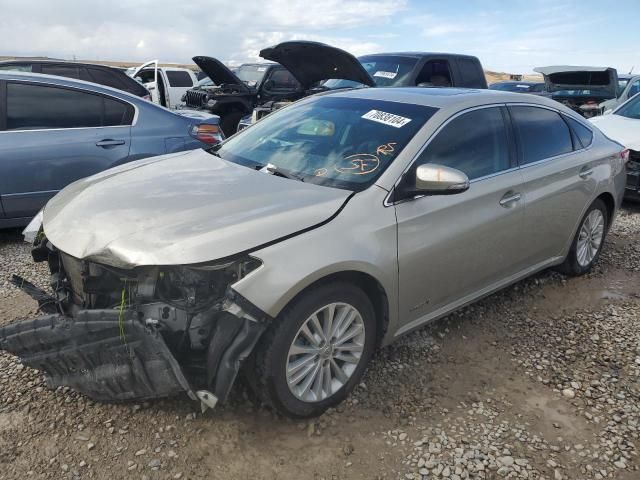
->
(0, 0), (638, 75)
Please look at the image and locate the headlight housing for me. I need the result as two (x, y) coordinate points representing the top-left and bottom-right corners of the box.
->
(23, 209), (44, 244)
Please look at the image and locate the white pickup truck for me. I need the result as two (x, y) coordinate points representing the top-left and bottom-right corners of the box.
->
(128, 60), (198, 109)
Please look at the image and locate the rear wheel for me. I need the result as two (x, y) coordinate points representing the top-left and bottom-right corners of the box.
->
(248, 282), (376, 418)
(558, 199), (608, 276)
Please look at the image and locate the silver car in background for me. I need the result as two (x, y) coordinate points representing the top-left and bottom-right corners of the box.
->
(1, 88), (627, 418)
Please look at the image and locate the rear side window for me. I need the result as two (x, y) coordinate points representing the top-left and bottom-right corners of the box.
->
(416, 107), (510, 180)
(6, 82), (134, 130)
(166, 70), (194, 87)
(510, 106), (573, 165)
(564, 116), (593, 149)
(87, 67), (126, 90)
(41, 64), (82, 79)
(456, 57), (486, 88)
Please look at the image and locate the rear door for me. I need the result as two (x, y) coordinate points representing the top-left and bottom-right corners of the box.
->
(0, 80), (132, 219)
(395, 105), (526, 333)
(509, 105), (597, 265)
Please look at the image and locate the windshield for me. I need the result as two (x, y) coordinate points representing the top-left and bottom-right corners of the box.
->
(196, 76), (213, 87)
(490, 83), (532, 92)
(236, 65), (268, 88)
(215, 95), (437, 191)
(615, 93), (640, 119)
(323, 55), (418, 89)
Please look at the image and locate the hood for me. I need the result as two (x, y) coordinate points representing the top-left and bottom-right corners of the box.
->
(259, 41), (375, 89)
(43, 150), (351, 268)
(534, 65), (618, 97)
(192, 56), (250, 92)
(590, 114), (640, 151)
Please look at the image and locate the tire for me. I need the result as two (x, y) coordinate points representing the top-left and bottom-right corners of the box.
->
(557, 199), (608, 276)
(248, 282), (376, 418)
(220, 110), (244, 137)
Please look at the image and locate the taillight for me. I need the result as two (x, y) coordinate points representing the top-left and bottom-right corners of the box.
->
(190, 124), (224, 145)
(621, 149), (630, 164)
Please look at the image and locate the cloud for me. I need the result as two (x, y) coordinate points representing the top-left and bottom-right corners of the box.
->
(0, 0), (406, 64)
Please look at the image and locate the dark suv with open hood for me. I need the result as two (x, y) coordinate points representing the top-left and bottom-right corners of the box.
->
(183, 42), (376, 135)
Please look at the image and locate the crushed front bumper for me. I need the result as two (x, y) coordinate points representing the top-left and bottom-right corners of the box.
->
(0, 307), (265, 406)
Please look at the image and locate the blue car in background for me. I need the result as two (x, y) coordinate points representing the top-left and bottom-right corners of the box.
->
(0, 72), (223, 227)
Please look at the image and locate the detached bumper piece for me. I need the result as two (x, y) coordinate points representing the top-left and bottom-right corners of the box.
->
(0, 310), (194, 402)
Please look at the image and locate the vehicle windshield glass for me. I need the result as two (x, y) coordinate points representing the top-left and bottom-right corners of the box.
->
(615, 94), (640, 119)
(618, 79), (630, 97)
(323, 55), (418, 89)
(236, 65), (268, 87)
(490, 83), (532, 92)
(215, 95), (437, 191)
(196, 77), (213, 87)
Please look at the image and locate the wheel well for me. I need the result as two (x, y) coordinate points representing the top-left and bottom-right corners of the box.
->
(291, 271), (389, 346)
(596, 192), (615, 228)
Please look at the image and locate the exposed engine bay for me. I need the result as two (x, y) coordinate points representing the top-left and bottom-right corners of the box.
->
(0, 235), (267, 411)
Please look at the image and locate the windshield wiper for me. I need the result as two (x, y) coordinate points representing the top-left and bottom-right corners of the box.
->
(256, 163), (305, 182)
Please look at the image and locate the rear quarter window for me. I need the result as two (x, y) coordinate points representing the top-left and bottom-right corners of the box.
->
(564, 116), (593, 149)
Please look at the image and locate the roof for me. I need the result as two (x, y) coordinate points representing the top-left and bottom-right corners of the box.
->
(326, 86), (560, 110)
(0, 71), (142, 101)
(0, 59), (121, 70)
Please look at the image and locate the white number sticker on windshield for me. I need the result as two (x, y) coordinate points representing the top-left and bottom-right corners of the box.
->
(373, 71), (398, 79)
(362, 110), (412, 128)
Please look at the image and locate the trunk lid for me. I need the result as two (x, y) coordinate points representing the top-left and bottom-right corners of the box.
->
(259, 41), (375, 89)
(534, 65), (618, 98)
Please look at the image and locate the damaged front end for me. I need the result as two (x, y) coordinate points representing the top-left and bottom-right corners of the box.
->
(0, 236), (267, 410)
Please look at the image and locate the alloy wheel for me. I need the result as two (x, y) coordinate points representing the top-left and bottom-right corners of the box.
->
(286, 302), (366, 403)
(576, 209), (605, 267)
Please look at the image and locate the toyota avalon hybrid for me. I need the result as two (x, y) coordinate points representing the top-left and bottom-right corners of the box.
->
(1, 87), (626, 418)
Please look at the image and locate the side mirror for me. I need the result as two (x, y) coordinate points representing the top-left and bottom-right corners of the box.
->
(408, 164), (470, 196)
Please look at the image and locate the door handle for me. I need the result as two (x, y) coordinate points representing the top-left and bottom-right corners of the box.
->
(499, 191), (521, 207)
(96, 139), (125, 147)
(579, 167), (594, 179)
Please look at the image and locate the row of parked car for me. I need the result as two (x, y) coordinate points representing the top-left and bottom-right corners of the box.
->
(0, 39), (636, 418)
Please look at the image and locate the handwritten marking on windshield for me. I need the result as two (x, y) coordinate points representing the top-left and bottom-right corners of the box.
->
(314, 168), (328, 177)
(376, 142), (397, 156)
(335, 154), (380, 175)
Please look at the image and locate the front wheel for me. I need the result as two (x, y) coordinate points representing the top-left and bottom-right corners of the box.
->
(558, 199), (608, 276)
(248, 282), (376, 418)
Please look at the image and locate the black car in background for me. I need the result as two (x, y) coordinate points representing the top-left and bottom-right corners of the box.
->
(489, 81), (549, 95)
(0, 60), (151, 99)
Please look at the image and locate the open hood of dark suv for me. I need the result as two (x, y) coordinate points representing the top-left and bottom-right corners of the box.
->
(192, 56), (250, 92)
(259, 41), (375, 89)
(534, 66), (618, 97)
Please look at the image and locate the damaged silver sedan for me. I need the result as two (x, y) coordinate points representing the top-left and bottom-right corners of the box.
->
(1, 87), (627, 418)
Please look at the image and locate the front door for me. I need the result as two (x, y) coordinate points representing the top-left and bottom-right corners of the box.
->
(394, 106), (527, 334)
(0, 80), (132, 219)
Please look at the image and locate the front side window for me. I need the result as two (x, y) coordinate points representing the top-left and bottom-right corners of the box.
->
(6, 82), (133, 130)
(216, 96), (437, 191)
(415, 107), (511, 180)
(323, 55), (418, 89)
(510, 106), (573, 165)
(627, 79), (640, 98)
(264, 69), (301, 92)
(166, 70), (194, 87)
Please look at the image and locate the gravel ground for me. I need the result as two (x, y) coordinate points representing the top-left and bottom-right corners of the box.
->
(0, 203), (638, 480)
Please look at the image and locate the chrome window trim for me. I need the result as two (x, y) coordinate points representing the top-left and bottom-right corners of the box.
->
(0, 78), (139, 133)
(383, 101), (595, 207)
